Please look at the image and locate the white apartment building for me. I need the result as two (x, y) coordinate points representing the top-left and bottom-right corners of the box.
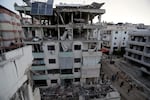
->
(15, 1), (105, 87)
(0, 46), (36, 100)
(0, 6), (40, 100)
(101, 23), (136, 54)
(124, 30), (150, 76)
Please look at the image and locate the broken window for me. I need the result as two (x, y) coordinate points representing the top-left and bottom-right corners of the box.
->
(33, 44), (43, 52)
(74, 45), (81, 50)
(47, 45), (55, 50)
(74, 58), (81, 63)
(49, 59), (56, 64)
(51, 79), (57, 83)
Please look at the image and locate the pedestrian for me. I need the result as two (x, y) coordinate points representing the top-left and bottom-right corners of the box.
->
(120, 81), (124, 87)
(127, 83), (133, 94)
(127, 88), (130, 94)
(115, 71), (119, 80)
(111, 74), (115, 82)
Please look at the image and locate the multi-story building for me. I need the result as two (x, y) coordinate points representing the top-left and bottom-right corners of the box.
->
(101, 23), (136, 54)
(124, 30), (150, 76)
(15, 1), (105, 87)
(0, 5), (40, 100)
(0, 5), (24, 54)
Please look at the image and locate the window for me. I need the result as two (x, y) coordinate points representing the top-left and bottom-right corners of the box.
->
(74, 45), (81, 50)
(103, 36), (107, 38)
(115, 31), (118, 34)
(47, 45), (55, 50)
(74, 78), (80, 82)
(34, 80), (47, 86)
(61, 69), (72, 74)
(49, 59), (56, 64)
(74, 58), (81, 63)
(124, 31), (127, 34)
(32, 58), (45, 66)
(48, 69), (60, 74)
(51, 79), (57, 83)
(114, 37), (117, 39)
(74, 68), (80, 72)
(122, 43), (125, 45)
(33, 70), (45, 75)
(123, 37), (126, 40)
(114, 43), (116, 45)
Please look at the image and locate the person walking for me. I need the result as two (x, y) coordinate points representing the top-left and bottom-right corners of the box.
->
(120, 81), (124, 87)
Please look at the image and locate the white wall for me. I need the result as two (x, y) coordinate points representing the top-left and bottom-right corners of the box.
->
(43, 42), (59, 69)
(0, 46), (33, 100)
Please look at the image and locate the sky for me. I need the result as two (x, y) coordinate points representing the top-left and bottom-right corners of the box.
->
(0, 0), (150, 25)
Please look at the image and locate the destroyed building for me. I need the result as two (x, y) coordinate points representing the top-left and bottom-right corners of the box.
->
(13, 0), (121, 100)
(15, 0), (105, 87)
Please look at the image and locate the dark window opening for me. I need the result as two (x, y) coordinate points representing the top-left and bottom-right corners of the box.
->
(49, 59), (56, 64)
(74, 68), (80, 72)
(61, 69), (72, 74)
(74, 58), (81, 63)
(48, 69), (60, 74)
(33, 70), (45, 75)
(115, 31), (118, 34)
(47, 45), (55, 50)
(32, 44), (43, 52)
(74, 78), (80, 82)
(34, 80), (47, 86)
(74, 45), (81, 50)
(51, 79), (57, 83)
(114, 43), (116, 45)
(32, 58), (45, 66)
(114, 37), (117, 39)
(113, 47), (118, 50)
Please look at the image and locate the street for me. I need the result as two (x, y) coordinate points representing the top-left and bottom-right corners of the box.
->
(101, 56), (149, 100)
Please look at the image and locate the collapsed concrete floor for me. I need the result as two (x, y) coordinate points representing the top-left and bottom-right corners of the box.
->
(40, 83), (120, 100)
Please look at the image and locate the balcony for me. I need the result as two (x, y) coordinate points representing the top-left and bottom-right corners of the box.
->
(125, 48), (143, 55)
(32, 75), (49, 80)
(32, 65), (47, 71)
(127, 41), (145, 46)
(60, 74), (74, 79)
(32, 52), (44, 58)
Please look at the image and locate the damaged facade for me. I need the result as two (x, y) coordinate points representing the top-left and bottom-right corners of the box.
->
(15, 0), (105, 87)
(15, 0), (121, 99)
